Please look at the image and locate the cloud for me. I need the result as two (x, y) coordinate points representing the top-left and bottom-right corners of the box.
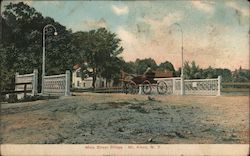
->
(191, 1), (215, 14)
(111, 5), (129, 15)
(82, 18), (108, 30)
(117, 27), (137, 44)
(117, 13), (186, 67)
(141, 12), (184, 35)
(226, 1), (249, 17)
(117, 13), (249, 69)
(23, 1), (34, 6)
(41, 1), (60, 5)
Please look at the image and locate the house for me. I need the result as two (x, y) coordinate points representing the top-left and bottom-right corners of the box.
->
(153, 69), (173, 78)
(72, 65), (113, 89)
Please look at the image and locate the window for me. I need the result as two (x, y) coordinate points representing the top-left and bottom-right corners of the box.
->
(83, 82), (85, 87)
(77, 81), (80, 87)
(76, 71), (81, 77)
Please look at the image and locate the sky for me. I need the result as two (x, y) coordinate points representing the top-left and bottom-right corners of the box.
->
(2, 0), (250, 70)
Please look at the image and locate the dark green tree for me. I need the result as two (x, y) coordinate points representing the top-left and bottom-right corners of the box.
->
(73, 28), (123, 88)
(232, 66), (250, 82)
(1, 2), (80, 91)
(121, 60), (137, 74)
(183, 61), (202, 79)
(135, 58), (157, 75)
(158, 61), (175, 72)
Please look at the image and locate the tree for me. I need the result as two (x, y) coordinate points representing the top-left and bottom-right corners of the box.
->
(202, 66), (216, 79)
(183, 61), (202, 79)
(73, 28), (123, 88)
(1, 2), (80, 91)
(135, 58), (157, 75)
(158, 61), (175, 72)
(232, 67), (250, 82)
(121, 60), (137, 74)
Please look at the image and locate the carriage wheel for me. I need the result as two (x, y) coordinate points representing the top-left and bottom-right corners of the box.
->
(142, 80), (152, 95)
(133, 83), (140, 94)
(123, 82), (129, 94)
(157, 80), (168, 94)
(128, 81), (137, 94)
(131, 81), (139, 94)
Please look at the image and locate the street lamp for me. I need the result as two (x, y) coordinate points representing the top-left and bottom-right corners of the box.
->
(42, 24), (58, 94)
(169, 22), (184, 95)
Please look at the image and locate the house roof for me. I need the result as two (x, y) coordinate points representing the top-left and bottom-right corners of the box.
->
(73, 64), (80, 70)
(153, 70), (173, 78)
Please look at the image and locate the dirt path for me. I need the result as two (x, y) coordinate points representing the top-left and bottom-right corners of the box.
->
(1, 93), (249, 144)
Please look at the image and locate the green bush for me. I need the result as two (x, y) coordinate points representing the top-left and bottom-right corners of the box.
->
(7, 94), (18, 103)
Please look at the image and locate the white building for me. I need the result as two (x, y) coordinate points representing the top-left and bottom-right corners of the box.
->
(72, 66), (113, 89)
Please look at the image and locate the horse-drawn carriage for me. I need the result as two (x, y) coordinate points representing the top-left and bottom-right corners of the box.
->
(120, 69), (171, 95)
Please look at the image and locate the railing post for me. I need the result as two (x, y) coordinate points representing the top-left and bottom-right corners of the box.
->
(32, 69), (38, 96)
(42, 75), (44, 95)
(181, 77), (185, 95)
(217, 76), (221, 96)
(173, 78), (176, 95)
(138, 84), (143, 95)
(65, 70), (71, 96)
(24, 83), (27, 98)
(15, 72), (19, 91)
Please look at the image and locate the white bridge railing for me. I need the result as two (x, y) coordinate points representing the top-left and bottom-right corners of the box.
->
(155, 76), (221, 96)
(43, 70), (70, 96)
(155, 77), (181, 95)
(183, 77), (221, 96)
(15, 69), (38, 99)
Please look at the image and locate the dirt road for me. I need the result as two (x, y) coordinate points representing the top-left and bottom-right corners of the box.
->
(1, 93), (249, 144)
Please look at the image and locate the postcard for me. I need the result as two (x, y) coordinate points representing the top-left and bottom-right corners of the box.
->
(0, 0), (249, 156)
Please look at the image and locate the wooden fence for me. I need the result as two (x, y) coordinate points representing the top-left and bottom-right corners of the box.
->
(222, 82), (250, 93)
(15, 69), (38, 99)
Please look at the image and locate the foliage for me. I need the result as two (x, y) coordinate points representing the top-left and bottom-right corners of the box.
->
(1, 2), (80, 91)
(1, 2), (249, 92)
(183, 61), (202, 79)
(232, 67), (250, 82)
(158, 61), (175, 72)
(135, 58), (158, 75)
(182, 61), (249, 82)
(121, 60), (137, 74)
(72, 28), (123, 88)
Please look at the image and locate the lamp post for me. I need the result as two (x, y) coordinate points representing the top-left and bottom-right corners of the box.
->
(41, 24), (58, 94)
(170, 23), (184, 95)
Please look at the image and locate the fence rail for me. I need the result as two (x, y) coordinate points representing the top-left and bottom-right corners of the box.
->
(184, 78), (220, 96)
(72, 77), (221, 96)
(222, 82), (250, 87)
(1, 82), (32, 98)
(221, 82), (250, 95)
(15, 69), (38, 99)
(43, 70), (70, 96)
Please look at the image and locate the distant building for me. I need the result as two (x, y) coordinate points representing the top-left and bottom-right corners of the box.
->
(72, 65), (113, 89)
(153, 69), (173, 78)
